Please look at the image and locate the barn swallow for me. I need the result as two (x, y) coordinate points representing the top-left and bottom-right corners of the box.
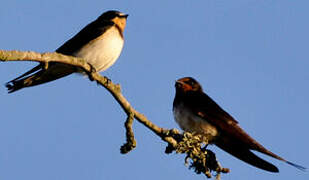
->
(173, 77), (305, 172)
(6, 10), (128, 93)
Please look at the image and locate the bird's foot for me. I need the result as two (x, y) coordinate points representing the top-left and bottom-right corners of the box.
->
(103, 76), (112, 85)
(86, 63), (97, 81)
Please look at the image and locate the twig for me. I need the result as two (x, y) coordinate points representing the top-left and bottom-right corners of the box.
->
(0, 50), (229, 179)
(120, 111), (136, 154)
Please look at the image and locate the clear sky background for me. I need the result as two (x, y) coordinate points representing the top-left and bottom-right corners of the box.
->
(0, 0), (308, 180)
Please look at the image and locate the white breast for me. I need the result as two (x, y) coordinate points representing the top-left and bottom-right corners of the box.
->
(74, 26), (124, 72)
(173, 103), (219, 139)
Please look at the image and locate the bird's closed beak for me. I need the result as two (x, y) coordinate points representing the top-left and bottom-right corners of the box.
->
(175, 80), (185, 88)
(121, 14), (129, 18)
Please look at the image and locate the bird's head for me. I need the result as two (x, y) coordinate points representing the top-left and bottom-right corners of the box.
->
(97, 10), (128, 31)
(175, 77), (203, 93)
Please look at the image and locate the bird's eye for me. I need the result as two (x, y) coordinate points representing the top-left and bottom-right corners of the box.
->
(111, 14), (118, 19)
(187, 80), (195, 86)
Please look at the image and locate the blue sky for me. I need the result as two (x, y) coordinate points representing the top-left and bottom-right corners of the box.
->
(0, 0), (308, 179)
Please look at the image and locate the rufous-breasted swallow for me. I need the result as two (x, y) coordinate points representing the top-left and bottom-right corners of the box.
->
(6, 10), (128, 93)
(173, 77), (305, 172)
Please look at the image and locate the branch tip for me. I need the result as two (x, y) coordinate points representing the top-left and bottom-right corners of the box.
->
(120, 112), (136, 154)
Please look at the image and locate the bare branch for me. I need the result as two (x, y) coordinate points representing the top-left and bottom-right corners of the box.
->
(120, 111), (136, 154)
(1, 50), (229, 179)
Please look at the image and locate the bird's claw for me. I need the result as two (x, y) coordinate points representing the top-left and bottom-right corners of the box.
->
(104, 76), (112, 85)
(86, 63), (97, 81)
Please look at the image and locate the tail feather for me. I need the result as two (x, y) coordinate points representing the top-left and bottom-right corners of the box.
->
(216, 139), (279, 172)
(9, 64), (43, 82)
(216, 135), (307, 172)
(255, 145), (306, 171)
(239, 134), (307, 172)
(286, 161), (306, 171)
(6, 63), (76, 93)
